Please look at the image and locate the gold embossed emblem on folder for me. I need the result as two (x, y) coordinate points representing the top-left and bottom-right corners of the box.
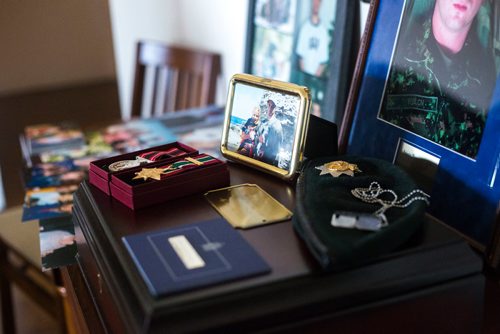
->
(204, 184), (292, 229)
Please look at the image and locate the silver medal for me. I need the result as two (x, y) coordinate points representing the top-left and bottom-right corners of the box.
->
(108, 157), (150, 172)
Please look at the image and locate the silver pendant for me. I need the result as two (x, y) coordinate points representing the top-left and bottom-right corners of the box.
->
(108, 157), (150, 172)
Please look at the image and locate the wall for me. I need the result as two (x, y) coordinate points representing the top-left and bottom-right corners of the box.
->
(0, 0), (115, 95)
(108, 0), (249, 120)
(108, 0), (179, 120)
(175, 0), (251, 104)
(108, 0), (369, 120)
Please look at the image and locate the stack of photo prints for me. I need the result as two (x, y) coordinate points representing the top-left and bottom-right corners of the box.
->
(20, 120), (177, 270)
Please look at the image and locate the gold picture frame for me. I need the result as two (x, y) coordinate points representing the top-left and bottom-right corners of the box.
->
(220, 73), (311, 181)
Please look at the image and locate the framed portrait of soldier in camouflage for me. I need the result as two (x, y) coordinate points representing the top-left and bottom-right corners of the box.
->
(340, 0), (500, 265)
(244, 0), (355, 126)
(379, 0), (496, 160)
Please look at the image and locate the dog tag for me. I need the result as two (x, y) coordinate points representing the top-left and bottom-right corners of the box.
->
(331, 211), (385, 232)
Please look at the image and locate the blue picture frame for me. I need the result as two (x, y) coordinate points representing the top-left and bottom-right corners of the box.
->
(343, 0), (500, 250)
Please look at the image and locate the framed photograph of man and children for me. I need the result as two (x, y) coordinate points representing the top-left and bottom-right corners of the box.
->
(221, 74), (311, 180)
(244, 0), (355, 125)
(341, 0), (500, 264)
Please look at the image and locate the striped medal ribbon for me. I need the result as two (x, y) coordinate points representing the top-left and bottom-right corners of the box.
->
(132, 154), (218, 181)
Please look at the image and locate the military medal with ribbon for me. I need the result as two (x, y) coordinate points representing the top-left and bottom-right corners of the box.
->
(132, 154), (219, 181)
(107, 147), (187, 172)
(316, 160), (361, 177)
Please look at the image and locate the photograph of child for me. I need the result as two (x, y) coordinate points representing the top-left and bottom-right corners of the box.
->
(237, 107), (261, 157)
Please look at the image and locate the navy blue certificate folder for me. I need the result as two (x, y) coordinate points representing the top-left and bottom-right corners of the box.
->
(122, 218), (271, 297)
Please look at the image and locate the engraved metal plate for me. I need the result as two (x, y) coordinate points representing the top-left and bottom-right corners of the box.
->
(204, 183), (292, 229)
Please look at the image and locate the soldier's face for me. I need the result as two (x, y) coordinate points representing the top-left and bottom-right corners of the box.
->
(435, 0), (483, 32)
(267, 102), (275, 118)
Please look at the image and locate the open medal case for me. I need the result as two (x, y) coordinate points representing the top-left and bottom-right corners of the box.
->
(89, 142), (198, 195)
(89, 142), (229, 209)
(110, 153), (229, 209)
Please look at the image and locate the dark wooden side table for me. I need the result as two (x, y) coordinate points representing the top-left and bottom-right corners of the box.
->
(67, 162), (484, 333)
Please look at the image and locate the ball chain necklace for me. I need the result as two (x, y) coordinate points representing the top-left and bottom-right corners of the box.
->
(351, 181), (430, 227)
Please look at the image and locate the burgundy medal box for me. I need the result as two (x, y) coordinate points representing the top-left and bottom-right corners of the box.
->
(109, 153), (229, 210)
(89, 142), (198, 195)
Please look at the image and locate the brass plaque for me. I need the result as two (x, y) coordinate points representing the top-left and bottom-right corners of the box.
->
(204, 184), (292, 229)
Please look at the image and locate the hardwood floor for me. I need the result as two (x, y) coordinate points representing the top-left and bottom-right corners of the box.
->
(0, 287), (59, 334)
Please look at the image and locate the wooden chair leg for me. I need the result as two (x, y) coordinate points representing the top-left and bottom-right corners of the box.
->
(53, 269), (69, 334)
(0, 244), (16, 334)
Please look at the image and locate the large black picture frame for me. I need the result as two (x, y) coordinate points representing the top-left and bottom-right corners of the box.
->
(244, 0), (356, 125)
(340, 0), (500, 268)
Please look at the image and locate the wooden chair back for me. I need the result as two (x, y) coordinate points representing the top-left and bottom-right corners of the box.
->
(130, 41), (221, 118)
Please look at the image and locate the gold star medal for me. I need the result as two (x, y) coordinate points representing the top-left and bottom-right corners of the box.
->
(316, 160), (361, 177)
(132, 167), (166, 181)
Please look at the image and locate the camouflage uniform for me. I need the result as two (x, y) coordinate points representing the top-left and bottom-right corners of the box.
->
(380, 10), (496, 158)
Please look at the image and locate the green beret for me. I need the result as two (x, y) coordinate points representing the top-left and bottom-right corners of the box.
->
(293, 156), (428, 271)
